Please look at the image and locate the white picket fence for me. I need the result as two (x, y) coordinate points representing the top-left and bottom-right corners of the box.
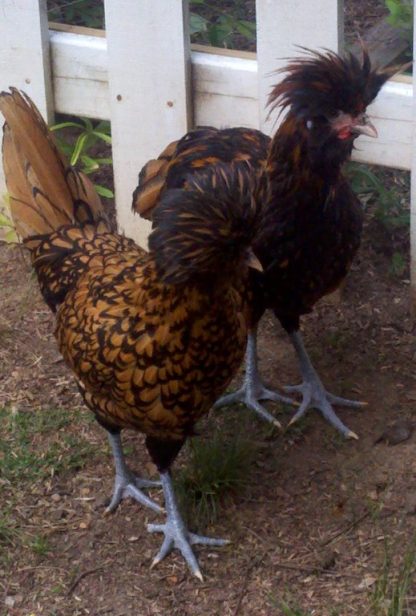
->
(0, 0), (415, 294)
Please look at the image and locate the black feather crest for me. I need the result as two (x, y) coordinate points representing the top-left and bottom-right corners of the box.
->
(268, 48), (392, 120)
(148, 163), (261, 286)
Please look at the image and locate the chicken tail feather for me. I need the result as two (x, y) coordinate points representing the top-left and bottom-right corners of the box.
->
(0, 88), (108, 242)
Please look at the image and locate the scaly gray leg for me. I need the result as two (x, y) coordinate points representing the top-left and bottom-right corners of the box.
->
(214, 326), (293, 427)
(284, 331), (364, 439)
(106, 431), (163, 514)
(147, 470), (229, 580)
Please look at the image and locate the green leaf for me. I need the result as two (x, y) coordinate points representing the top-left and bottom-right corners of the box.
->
(5, 228), (18, 243)
(190, 12), (208, 35)
(82, 117), (94, 132)
(92, 131), (112, 145)
(80, 155), (99, 171)
(235, 20), (256, 39)
(50, 121), (83, 131)
(70, 133), (88, 166)
(0, 212), (13, 228)
(94, 185), (114, 199)
(95, 120), (111, 134)
(93, 157), (113, 165)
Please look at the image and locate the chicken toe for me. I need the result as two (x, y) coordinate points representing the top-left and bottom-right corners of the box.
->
(147, 471), (229, 579)
(285, 331), (363, 438)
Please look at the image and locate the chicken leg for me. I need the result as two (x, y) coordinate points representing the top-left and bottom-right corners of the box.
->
(106, 431), (163, 514)
(147, 470), (229, 580)
(284, 330), (363, 439)
(213, 326), (292, 427)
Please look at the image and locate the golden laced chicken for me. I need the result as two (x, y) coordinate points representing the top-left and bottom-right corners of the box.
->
(133, 49), (393, 439)
(0, 89), (265, 579)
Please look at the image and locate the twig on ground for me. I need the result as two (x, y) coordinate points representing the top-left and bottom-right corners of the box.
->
(67, 564), (109, 595)
(321, 510), (371, 547)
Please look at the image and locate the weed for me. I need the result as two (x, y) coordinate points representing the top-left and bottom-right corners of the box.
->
(372, 536), (416, 615)
(389, 252), (407, 277)
(29, 534), (51, 557)
(268, 594), (312, 615)
(47, 0), (104, 28)
(385, 0), (413, 50)
(190, 0), (255, 49)
(346, 162), (409, 233)
(0, 196), (18, 244)
(51, 117), (113, 199)
(175, 428), (258, 530)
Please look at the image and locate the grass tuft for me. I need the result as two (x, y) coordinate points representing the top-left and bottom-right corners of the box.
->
(175, 428), (258, 530)
(372, 536), (416, 615)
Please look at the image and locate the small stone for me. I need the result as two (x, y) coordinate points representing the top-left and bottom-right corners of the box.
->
(358, 575), (376, 590)
(5, 596), (15, 608)
(51, 493), (61, 502)
(374, 420), (414, 446)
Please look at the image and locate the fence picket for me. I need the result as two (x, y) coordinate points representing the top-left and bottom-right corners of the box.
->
(256, 0), (343, 134)
(0, 0), (53, 200)
(104, 0), (191, 246)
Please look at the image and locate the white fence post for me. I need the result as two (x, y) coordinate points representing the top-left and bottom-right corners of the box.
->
(256, 0), (343, 134)
(104, 0), (192, 247)
(0, 0), (53, 201)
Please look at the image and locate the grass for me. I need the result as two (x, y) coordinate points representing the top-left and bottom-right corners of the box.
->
(0, 509), (18, 547)
(0, 406), (95, 484)
(0, 404), (97, 568)
(175, 426), (259, 530)
(268, 594), (314, 615)
(371, 536), (416, 615)
(29, 533), (51, 557)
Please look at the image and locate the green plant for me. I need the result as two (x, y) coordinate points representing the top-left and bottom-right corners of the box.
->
(51, 117), (113, 198)
(385, 0), (413, 46)
(175, 429), (257, 529)
(0, 196), (18, 243)
(389, 251), (407, 276)
(346, 162), (409, 232)
(268, 594), (313, 615)
(29, 533), (51, 557)
(190, 0), (255, 49)
(47, 0), (104, 29)
(372, 536), (416, 615)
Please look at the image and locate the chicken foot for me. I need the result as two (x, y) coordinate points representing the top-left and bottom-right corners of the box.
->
(284, 331), (363, 439)
(213, 326), (292, 427)
(106, 432), (163, 514)
(148, 470), (229, 580)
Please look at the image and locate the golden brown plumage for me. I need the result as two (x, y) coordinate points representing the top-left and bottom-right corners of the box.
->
(0, 89), (263, 578)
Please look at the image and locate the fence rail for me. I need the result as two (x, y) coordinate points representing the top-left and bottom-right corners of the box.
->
(0, 0), (415, 294)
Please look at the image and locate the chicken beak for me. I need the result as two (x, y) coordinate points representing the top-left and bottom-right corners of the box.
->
(351, 114), (378, 139)
(245, 248), (263, 272)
